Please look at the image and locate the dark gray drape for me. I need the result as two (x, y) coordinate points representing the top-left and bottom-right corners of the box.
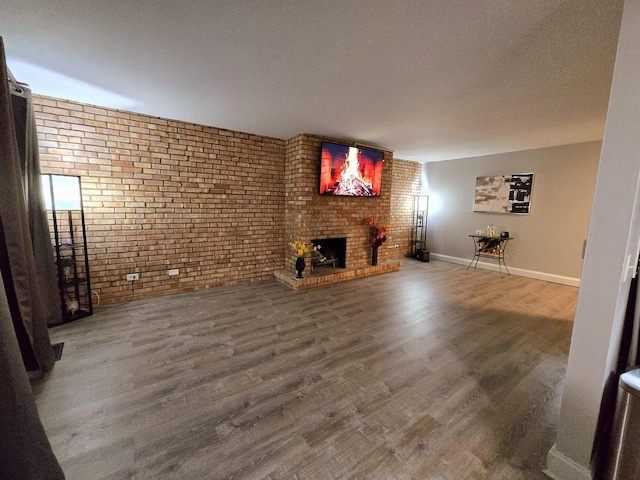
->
(18, 86), (62, 328)
(0, 38), (60, 374)
(0, 267), (65, 479)
(0, 36), (65, 478)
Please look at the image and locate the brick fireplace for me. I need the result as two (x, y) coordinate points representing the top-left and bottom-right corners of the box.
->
(284, 134), (393, 268)
(277, 134), (404, 288)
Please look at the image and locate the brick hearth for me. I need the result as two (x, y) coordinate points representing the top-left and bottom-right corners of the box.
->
(274, 260), (402, 290)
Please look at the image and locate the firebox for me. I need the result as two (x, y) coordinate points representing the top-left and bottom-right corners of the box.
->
(311, 237), (347, 268)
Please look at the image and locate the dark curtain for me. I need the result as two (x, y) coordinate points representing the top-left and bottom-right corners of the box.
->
(17, 86), (62, 329)
(0, 37), (65, 478)
(0, 267), (65, 479)
(0, 38), (61, 375)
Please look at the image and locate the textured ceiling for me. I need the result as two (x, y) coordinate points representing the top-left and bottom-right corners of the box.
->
(0, 0), (624, 162)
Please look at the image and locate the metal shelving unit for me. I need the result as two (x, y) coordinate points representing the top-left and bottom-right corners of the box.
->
(42, 174), (93, 323)
(411, 195), (429, 261)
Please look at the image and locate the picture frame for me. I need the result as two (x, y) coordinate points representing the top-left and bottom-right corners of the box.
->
(473, 173), (533, 214)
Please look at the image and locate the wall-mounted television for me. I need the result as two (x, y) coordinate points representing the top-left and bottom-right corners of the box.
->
(319, 141), (384, 197)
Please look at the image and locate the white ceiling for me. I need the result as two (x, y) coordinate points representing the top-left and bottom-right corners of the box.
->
(0, 0), (624, 162)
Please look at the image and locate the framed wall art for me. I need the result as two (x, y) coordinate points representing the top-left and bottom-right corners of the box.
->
(473, 173), (533, 214)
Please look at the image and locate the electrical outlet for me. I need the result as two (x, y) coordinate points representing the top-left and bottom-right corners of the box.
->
(126, 273), (139, 281)
(393, 245), (399, 249)
(168, 269), (179, 276)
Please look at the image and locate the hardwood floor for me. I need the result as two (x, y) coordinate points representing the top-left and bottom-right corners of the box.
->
(33, 260), (578, 479)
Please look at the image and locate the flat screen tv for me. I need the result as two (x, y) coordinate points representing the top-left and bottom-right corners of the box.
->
(319, 141), (384, 197)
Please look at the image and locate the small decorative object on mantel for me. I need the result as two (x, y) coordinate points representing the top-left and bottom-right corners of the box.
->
(290, 241), (321, 279)
(364, 217), (387, 266)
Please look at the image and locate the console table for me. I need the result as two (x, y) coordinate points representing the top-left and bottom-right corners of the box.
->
(467, 235), (512, 276)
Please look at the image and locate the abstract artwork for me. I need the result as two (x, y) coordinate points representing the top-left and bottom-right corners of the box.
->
(473, 173), (533, 214)
(508, 173), (533, 214)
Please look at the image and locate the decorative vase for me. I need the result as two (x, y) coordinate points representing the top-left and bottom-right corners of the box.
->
(295, 256), (306, 278)
(371, 245), (378, 266)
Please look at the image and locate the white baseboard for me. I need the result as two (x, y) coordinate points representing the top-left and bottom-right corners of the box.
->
(430, 253), (581, 287)
(544, 444), (591, 480)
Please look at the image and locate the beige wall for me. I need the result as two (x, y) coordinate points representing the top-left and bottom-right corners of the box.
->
(423, 141), (601, 280)
(548, 1), (640, 477)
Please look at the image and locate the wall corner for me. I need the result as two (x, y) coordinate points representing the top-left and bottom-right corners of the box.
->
(544, 444), (591, 480)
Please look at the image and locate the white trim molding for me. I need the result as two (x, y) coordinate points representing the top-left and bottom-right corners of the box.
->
(544, 444), (591, 480)
(430, 253), (581, 287)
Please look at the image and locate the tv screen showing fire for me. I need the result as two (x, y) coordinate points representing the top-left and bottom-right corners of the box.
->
(319, 142), (384, 197)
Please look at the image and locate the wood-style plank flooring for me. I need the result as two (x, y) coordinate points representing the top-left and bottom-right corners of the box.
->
(34, 260), (578, 479)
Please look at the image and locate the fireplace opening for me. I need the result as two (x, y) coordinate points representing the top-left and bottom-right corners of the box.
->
(311, 237), (347, 268)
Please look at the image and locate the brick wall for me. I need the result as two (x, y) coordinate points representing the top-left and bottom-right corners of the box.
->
(34, 95), (422, 304)
(35, 95), (286, 304)
(390, 159), (423, 258)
